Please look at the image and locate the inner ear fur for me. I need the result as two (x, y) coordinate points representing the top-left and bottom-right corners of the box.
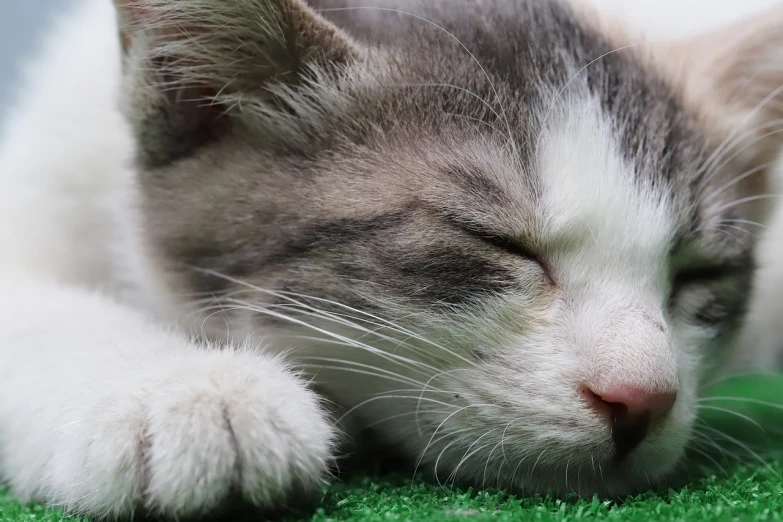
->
(112, 0), (361, 167)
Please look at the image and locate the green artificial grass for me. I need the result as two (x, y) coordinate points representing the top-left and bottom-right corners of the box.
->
(2, 375), (782, 522)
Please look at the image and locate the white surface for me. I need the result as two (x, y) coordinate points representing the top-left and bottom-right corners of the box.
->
(586, 0), (781, 36)
(0, 1), (74, 108)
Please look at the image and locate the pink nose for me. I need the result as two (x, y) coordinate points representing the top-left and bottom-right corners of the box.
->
(583, 384), (678, 461)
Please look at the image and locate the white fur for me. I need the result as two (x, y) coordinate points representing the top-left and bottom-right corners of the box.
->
(538, 97), (681, 398)
(261, 98), (694, 496)
(0, 276), (334, 518)
(0, 0), (130, 291)
(0, 1), (334, 517)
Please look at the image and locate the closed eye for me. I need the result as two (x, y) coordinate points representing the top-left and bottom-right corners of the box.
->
(672, 265), (729, 289)
(670, 261), (746, 303)
(426, 206), (554, 282)
(467, 230), (555, 284)
(478, 233), (541, 262)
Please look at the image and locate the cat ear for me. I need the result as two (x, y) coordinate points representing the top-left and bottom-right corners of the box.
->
(113, 0), (360, 168)
(668, 6), (782, 132)
(653, 5), (783, 216)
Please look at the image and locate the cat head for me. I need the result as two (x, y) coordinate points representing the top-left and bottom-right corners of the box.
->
(114, 0), (783, 497)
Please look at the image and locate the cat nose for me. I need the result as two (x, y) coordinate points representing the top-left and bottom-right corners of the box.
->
(583, 384), (677, 461)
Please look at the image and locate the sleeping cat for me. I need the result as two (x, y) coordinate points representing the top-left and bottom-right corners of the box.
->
(0, 0), (782, 518)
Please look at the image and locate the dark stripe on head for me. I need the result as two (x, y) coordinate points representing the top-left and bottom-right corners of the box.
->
(175, 210), (412, 294)
(444, 164), (510, 206)
(264, 211), (411, 266)
(372, 247), (520, 307)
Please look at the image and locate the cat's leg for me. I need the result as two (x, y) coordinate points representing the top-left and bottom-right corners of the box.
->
(0, 276), (335, 519)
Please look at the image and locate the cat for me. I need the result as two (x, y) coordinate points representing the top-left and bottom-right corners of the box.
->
(0, 0), (781, 519)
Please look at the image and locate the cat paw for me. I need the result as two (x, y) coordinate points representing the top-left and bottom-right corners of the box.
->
(61, 350), (335, 518)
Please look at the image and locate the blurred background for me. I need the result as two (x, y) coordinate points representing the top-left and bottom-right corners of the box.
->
(0, 0), (780, 111)
(0, 0), (70, 107)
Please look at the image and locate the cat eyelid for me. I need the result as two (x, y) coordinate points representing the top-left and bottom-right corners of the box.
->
(474, 232), (541, 262)
(673, 266), (728, 286)
(476, 232), (557, 285)
(670, 262), (745, 305)
(672, 260), (746, 287)
(425, 206), (551, 273)
(459, 225), (553, 276)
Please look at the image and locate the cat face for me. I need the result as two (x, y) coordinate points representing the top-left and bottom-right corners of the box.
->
(115, 0), (782, 497)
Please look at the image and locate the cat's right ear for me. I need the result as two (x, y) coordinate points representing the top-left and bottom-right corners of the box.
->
(649, 5), (783, 222)
(112, 0), (361, 169)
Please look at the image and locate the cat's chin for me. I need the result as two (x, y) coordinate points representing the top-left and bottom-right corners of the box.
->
(579, 449), (686, 498)
(455, 446), (687, 499)
(396, 419), (692, 499)
(527, 433), (688, 497)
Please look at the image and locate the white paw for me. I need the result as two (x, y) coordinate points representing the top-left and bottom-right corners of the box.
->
(54, 350), (335, 518)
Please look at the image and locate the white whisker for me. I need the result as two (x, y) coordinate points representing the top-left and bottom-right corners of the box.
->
(697, 404), (766, 432)
(700, 396), (783, 411)
(448, 429), (498, 484)
(316, 5), (521, 169)
(414, 404), (493, 475)
(697, 423), (778, 476)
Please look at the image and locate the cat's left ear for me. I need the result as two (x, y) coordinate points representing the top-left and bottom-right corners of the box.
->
(654, 5), (783, 209)
(112, 0), (361, 168)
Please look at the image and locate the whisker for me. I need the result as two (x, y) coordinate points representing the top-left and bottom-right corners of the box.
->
(713, 227), (743, 243)
(692, 428), (754, 468)
(270, 311), (431, 359)
(700, 370), (780, 390)
(410, 426), (475, 486)
(697, 404), (766, 433)
(393, 82), (506, 127)
(368, 388), (452, 397)
(273, 333), (439, 374)
(417, 368), (471, 437)
(364, 409), (454, 430)
(686, 440), (730, 477)
(316, 5), (521, 169)
(715, 218), (768, 230)
(702, 162), (772, 203)
(716, 224), (758, 238)
(446, 112), (513, 138)
(189, 268), (482, 370)
(712, 193), (780, 214)
(448, 429), (499, 484)
(696, 119), (783, 192)
(434, 435), (472, 488)
(699, 396), (783, 411)
(264, 288), (482, 368)
(199, 301), (442, 374)
(237, 300), (433, 358)
(482, 438), (506, 488)
(500, 419), (518, 468)
(697, 423), (778, 476)
(414, 404), (493, 476)
(337, 393), (462, 425)
(528, 446), (549, 480)
(296, 360), (429, 388)
(539, 34), (678, 140)
(495, 454), (509, 489)
(695, 82), (783, 185)
(706, 123), (783, 184)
